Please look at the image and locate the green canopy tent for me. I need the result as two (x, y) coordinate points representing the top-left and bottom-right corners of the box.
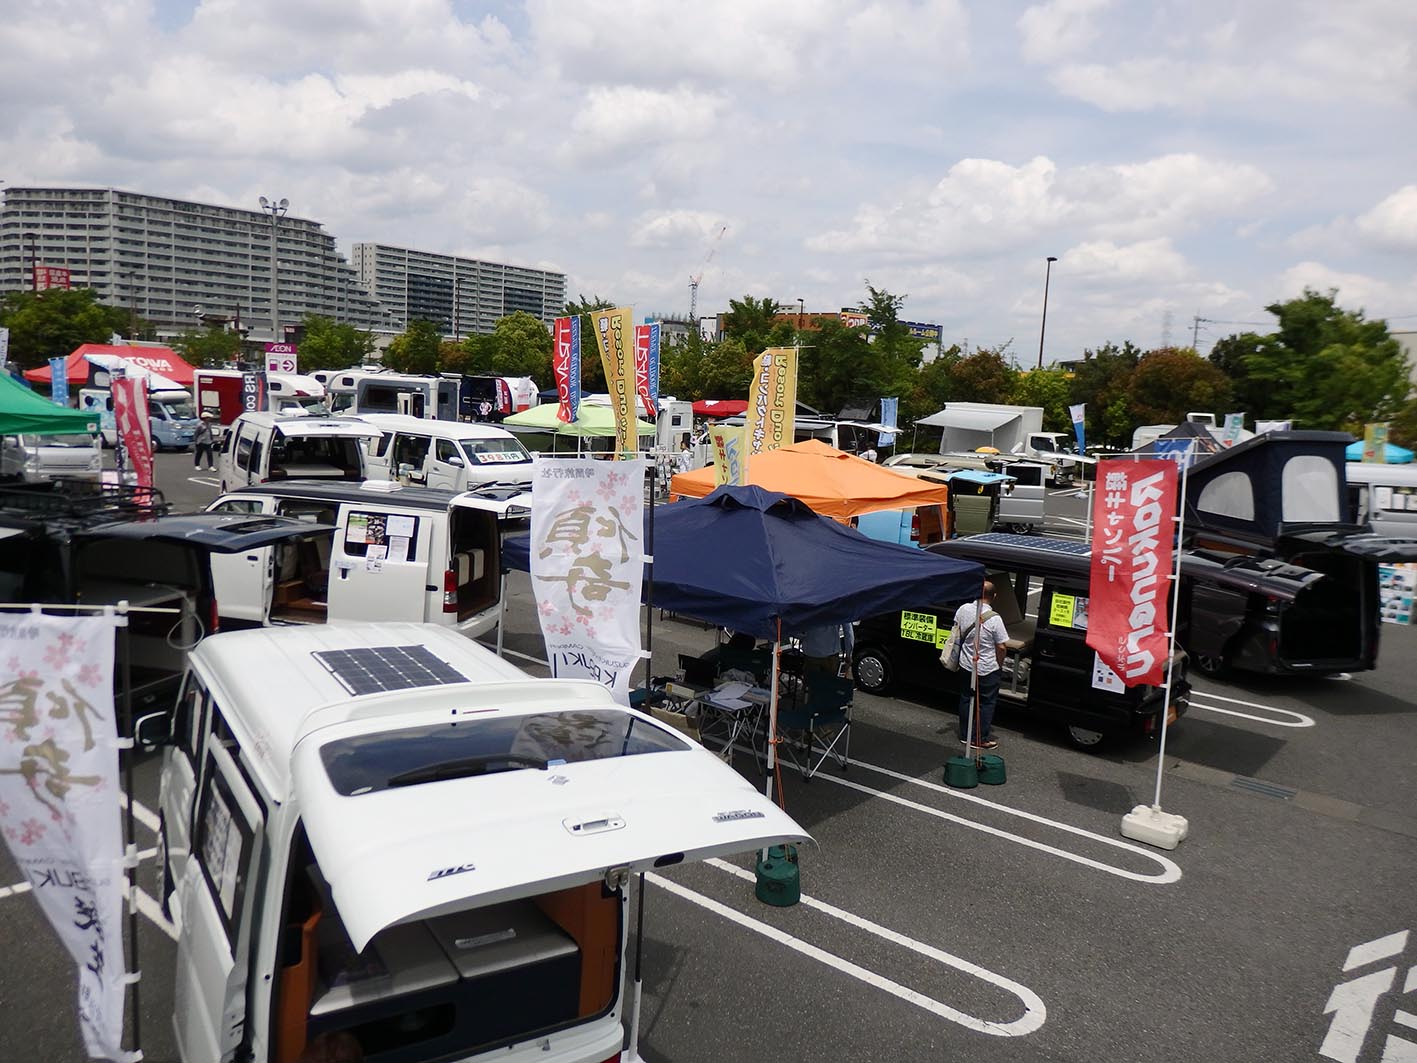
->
(501, 402), (655, 454)
(0, 373), (98, 435)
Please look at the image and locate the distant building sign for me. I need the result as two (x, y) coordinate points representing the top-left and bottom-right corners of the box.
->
(839, 308), (941, 341)
(902, 321), (943, 342)
(839, 308), (870, 328)
(264, 342), (298, 374)
(35, 266), (71, 291)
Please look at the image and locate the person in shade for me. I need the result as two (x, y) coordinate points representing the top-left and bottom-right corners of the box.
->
(953, 581), (1009, 749)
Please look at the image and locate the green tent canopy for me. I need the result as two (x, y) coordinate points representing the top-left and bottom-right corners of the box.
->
(502, 402), (655, 438)
(0, 373), (98, 436)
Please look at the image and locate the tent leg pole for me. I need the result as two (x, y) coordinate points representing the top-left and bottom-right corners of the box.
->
(762, 625), (781, 860)
(495, 574), (507, 658)
(626, 871), (646, 1061)
(644, 463), (655, 691)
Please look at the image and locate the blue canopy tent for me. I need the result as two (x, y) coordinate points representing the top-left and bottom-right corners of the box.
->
(1345, 440), (1414, 464)
(505, 485), (985, 807)
(502, 484), (985, 639)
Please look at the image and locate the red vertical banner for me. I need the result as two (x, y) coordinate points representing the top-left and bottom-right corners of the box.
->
(111, 376), (155, 491)
(1086, 459), (1178, 687)
(633, 323), (657, 418)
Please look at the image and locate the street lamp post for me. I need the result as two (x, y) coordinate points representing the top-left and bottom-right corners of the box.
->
(797, 297), (805, 329)
(259, 196), (289, 343)
(23, 231), (38, 292)
(1037, 255), (1058, 370)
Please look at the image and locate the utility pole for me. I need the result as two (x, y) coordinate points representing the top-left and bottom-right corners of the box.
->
(1192, 314), (1202, 351)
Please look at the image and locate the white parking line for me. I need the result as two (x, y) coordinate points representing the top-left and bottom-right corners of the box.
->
(134, 887), (177, 940)
(188, 476), (220, 488)
(1189, 693), (1315, 729)
(831, 755), (1182, 884)
(498, 647), (551, 668)
(650, 864), (1046, 1037)
(119, 794), (162, 833)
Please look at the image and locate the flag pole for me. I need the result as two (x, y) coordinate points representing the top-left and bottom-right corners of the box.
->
(1150, 441), (1191, 809)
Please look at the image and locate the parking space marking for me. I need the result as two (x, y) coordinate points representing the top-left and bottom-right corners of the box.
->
(134, 887), (178, 941)
(1189, 693), (1315, 729)
(497, 647), (551, 668)
(188, 476), (220, 488)
(833, 756), (1182, 884)
(650, 864), (1046, 1037)
(1, 847), (158, 901)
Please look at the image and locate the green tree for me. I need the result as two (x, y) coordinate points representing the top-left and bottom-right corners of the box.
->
(172, 326), (241, 369)
(382, 319), (442, 375)
(1127, 348), (1233, 427)
(721, 295), (785, 354)
(297, 314), (377, 372)
(1068, 341), (1142, 448)
(1209, 289), (1410, 431)
(796, 317), (874, 415)
(950, 347), (1017, 405)
(483, 312), (554, 382)
(0, 289), (132, 369)
(902, 345), (963, 424)
(1010, 367), (1072, 431)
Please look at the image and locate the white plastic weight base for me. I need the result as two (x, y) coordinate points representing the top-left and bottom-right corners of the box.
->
(1120, 804), (1189, 850)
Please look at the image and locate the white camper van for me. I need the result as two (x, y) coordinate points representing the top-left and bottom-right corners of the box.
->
(144, 622), (806, 1063)
(361, 414), (535, 490)
(218, 413), (382, 492)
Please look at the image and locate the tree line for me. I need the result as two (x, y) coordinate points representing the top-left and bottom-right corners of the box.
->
(2, 285), (1411, 448)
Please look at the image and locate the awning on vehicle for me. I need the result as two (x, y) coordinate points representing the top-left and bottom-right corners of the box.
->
(915, 407), (1021, 432)
(292, 718), (810, 951)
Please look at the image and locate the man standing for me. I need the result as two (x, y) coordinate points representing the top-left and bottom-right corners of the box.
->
(193, 412), (217, 471)
(953, 581), (1009, 749)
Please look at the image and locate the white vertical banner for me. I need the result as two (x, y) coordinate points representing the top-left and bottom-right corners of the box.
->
(0, 613), (133, 1061)
(0, 326), (10, 368)
(530, 458), (647, 704)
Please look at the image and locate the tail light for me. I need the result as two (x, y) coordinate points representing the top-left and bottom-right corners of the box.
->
(443, 568), (458, 612)
(909, 512), (920, 542)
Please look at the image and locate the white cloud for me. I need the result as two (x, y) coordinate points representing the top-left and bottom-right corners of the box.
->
(630, 210), (730, 250)
(1016, 0), (1112, 65)
(1356, 186), (1417, 253)
(1277, 261), (1413, 314)
(1061, 238), (1189, 283)
(568, 86), (725, 157)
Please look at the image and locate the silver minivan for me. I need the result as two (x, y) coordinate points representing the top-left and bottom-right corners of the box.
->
(0, 432), (103, 482)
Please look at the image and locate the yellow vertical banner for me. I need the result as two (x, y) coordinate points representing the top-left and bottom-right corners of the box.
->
(743, 346), (798, 457)
(709, 424), (746, 486)
(593, 307), (637, 459)
(1363, 422), (1390, 463)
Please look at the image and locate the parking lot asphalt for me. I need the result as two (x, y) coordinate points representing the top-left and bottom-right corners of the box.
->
(2, 455), (1414, 1063)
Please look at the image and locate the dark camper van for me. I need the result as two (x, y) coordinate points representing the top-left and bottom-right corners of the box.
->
(853, 534), (1190, 749)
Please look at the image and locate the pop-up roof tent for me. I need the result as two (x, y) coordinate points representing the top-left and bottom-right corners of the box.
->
(668, 439), (951, 521)
(23, 344), (198, 388)
(1184, 430), (1352, 544)
(0, 373), (99, 435)
(1131, 419), (1225, 459)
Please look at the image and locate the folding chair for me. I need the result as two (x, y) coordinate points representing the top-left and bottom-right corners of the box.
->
(775, 672), (853, 781)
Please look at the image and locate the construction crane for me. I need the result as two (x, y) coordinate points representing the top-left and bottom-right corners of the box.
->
(688, 224), (728, 326)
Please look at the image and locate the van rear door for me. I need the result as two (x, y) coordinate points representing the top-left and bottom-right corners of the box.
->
(326, 505), (430, 622)
(292, 707), (810, 951)
(173, 742), (265, 1063)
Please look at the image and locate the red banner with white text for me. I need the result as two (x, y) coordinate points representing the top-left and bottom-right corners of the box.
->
(112, 376), (154, 491)
(1086, 459), (1178, 687)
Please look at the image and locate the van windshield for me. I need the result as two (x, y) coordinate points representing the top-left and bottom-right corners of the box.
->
(21, 434), (95, 447)
(319, 709), (688, 795)
(460, 438), (532, 465)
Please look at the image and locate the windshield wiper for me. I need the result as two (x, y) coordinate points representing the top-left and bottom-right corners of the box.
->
(386, 754), (549, 788)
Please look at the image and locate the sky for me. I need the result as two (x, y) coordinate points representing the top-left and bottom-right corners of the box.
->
(2, 0), (1415, 362)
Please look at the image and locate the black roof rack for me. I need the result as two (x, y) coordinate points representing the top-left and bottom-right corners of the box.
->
(0, 480), (168, 532)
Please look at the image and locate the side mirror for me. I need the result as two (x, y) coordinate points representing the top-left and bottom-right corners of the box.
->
(446, 455), (465, 468)
(134, 710), (172, 749)
(397, 463), (415, 477)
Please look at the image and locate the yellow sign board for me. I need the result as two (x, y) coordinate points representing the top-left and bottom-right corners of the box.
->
(1049, 593), (1076, 627)
(900, 610), (939, 645)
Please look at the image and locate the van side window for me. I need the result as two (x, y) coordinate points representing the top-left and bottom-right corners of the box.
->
(395, 434), (431, 469)
(195, 765), (255, 945)
(235, 432), (254, 470)
(174, 674), (209, 763)
(249, 438), (265, 478)
(210, 499), (262, 514)
(342, 511), (418, 561)
(212, 707), (242, 756)
(435, 439), (459, 463)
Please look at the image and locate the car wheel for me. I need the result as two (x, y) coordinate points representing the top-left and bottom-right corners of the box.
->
(853, 647), (893, 695)
(1192, 651), (1228, 678)
(1065, 724), (1107, 750)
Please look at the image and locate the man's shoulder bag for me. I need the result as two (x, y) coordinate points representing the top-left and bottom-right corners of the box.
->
(940, 608), (996, 672)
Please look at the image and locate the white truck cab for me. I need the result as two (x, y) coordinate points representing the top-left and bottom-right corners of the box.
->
(147, 622), (806, 1063)
(206, 480), (505, 636)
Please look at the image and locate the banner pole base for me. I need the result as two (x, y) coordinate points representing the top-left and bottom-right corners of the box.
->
(1120, 804), (1189, 850)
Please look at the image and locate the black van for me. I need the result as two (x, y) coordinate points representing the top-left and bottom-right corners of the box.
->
(852, 534), (1189, 749)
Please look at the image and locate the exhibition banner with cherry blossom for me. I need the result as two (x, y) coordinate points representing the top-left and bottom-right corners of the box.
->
(530, 458), (647, 705)
(0, 613), (132, 1060)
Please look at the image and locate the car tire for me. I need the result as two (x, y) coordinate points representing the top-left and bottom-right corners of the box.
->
(1065, 724), (1108, 750)
(852, 647), (893, 695)
(1192, 651), (1228, 678)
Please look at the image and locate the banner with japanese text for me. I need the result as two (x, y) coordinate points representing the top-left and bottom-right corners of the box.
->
(49, 357), (70, 407)
(241, 370), (267, 414)
(531, 458), (646, 705)
(1363, 423), (1389, 464)
(633, 322), (660, 419)
(36, 266), (72, 291)
(709, 424), (746, 486)
(553, 316), (582, 424)
(878, 396), (898, 449)
(0, 613), (133, 1061)
(110, 376), (153, 491)
(592, 307), (636, 457)
(1086, 459), (1178, 687)
(743, 346), (797, 457)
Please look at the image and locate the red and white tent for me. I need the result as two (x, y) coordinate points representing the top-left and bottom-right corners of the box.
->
(24, 344), (197, 388)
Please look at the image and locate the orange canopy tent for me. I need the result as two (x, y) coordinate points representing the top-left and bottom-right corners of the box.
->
(669, 439), (950, 521)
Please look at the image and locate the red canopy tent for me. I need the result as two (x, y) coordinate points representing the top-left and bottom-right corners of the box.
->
(692, 399), (748, 418)
(23, 344), (197, 387)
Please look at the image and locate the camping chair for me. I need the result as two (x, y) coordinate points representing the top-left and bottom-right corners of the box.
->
(775, 671), (853, 781)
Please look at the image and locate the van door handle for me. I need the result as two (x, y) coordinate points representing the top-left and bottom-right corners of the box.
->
(246, 554), (259, 561)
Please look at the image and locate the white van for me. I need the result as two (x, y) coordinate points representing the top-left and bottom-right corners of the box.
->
(0, 431), (102, 482)
(354, 374), (461, 421)
(206, 480), (504, 635)
(144, 622), (805, 1063)
(1345, 462), (1417, 535)
(361, 414), (535, 490)
(219, 413), (381, 492)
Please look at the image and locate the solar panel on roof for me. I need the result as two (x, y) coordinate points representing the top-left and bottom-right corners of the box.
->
(975, 532), (1091, 555)
(312, 645), (468, 697)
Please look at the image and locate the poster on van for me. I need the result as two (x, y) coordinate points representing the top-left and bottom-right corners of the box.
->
(0, 613), (131, 1061)
(530, 457), (647, 704)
